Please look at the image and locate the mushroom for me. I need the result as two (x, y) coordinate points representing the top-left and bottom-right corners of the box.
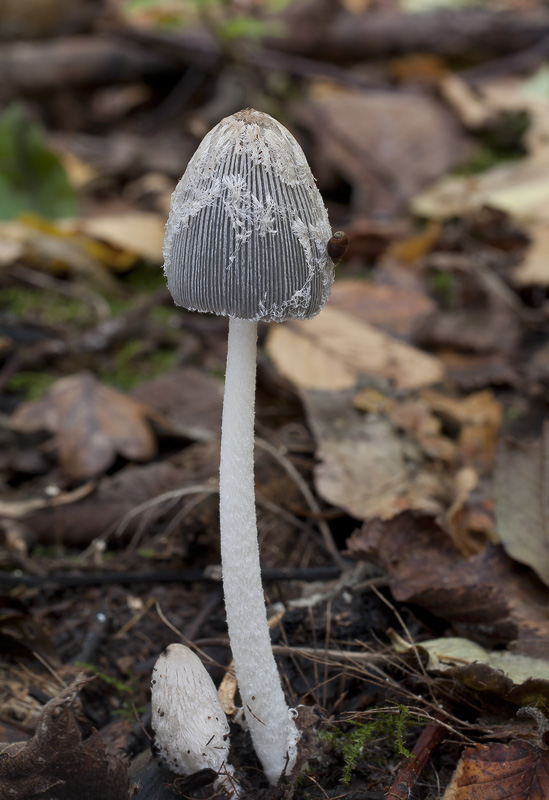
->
(151, 644), (239, 796)
(163, 108), (334, 784)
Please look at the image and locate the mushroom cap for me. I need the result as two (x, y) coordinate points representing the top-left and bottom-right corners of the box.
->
(151, 644), (234, 781)
(163, 108), (334, 322)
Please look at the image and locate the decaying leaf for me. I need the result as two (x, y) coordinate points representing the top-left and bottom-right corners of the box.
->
(391, 632), (549, 709)
(78, 212), (165, 264)
(301, 390), (446, 521)
(347, 512), (549, 656)
(131, 366), (223, 442)
(443, 740), (549, 800)
(412, 155), (549, 223)
(495, 422), (549, 588)
(0, 218), (122, 293)
(266, 304), (444, 392)
(11, 442), (220, 547)
(328, 278), (435, 341)
(299, 382), (499, 524)
(296, 86), (465, 214)
(0, 677), (133, 800)
(422, 389), (503, 473)
(11, 371), (157, 480)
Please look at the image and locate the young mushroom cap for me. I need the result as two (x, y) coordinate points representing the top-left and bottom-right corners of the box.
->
(163, 108), (334, 322)
(151, 644), (238, 796)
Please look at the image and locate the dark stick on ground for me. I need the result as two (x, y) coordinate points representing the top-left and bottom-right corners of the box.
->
(0, 566), (342, 589)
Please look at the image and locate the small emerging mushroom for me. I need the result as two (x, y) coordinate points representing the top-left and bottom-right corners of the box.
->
(151, 644), (239, 796)
(163, 109), (334, 784)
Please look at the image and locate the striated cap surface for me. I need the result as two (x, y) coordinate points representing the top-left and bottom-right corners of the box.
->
(163, 109), (334, 322)
(151, 644), (238, 794)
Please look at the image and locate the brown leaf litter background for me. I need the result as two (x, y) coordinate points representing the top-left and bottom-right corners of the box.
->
(3, 1), (549, 799)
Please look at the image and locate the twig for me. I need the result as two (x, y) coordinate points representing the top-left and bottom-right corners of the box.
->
(114, 596), (156, 639)
(271, 644), (387, 665)
(371, 584), (438, 707)
(384, 714), (447, 799)
(0, 565), (341, 589)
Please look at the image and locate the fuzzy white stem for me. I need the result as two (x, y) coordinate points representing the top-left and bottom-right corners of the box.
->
(220, 317), (299, 785)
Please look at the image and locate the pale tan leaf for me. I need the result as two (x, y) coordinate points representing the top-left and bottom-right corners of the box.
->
(495, 422), (549, 587)
(266, 304), (444, 392)
(439, 74), (493, 129)
(412, 155), (549, 222)
(79, 212), (165, 262)
(391, 633), (549, 685)
(302, 391), (445, 521)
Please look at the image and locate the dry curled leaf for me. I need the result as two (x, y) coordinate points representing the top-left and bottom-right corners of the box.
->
(347, 512), (549, 657)
(443, 740), (549, 800)
(11, 371), (157, 480)
(0, 678), (134, 800)
(390, 632), (549, 710)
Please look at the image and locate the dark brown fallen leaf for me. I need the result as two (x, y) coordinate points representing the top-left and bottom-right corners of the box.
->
(0, 677), (134, 800)
(437, 350), (519, 391)
(295, 87), (466, 215)
(12, 441), (220, 547)
(443, 740), (549, 800)
(415, 307), (520, 356)
(328, 278), (435, 342)
(11, 371), (157, 480)
(0, 596), (60, 664)
(131, 366), (223, 441)
(347, 512), (549, 657)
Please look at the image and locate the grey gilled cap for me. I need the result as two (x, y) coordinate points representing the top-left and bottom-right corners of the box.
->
(163, 108), (334, 322)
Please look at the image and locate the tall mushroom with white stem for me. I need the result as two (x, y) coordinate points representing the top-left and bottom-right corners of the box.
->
(163, 108), (335, 784)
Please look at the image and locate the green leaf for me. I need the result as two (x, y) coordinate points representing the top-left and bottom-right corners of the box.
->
(0, 103), (78, 220)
